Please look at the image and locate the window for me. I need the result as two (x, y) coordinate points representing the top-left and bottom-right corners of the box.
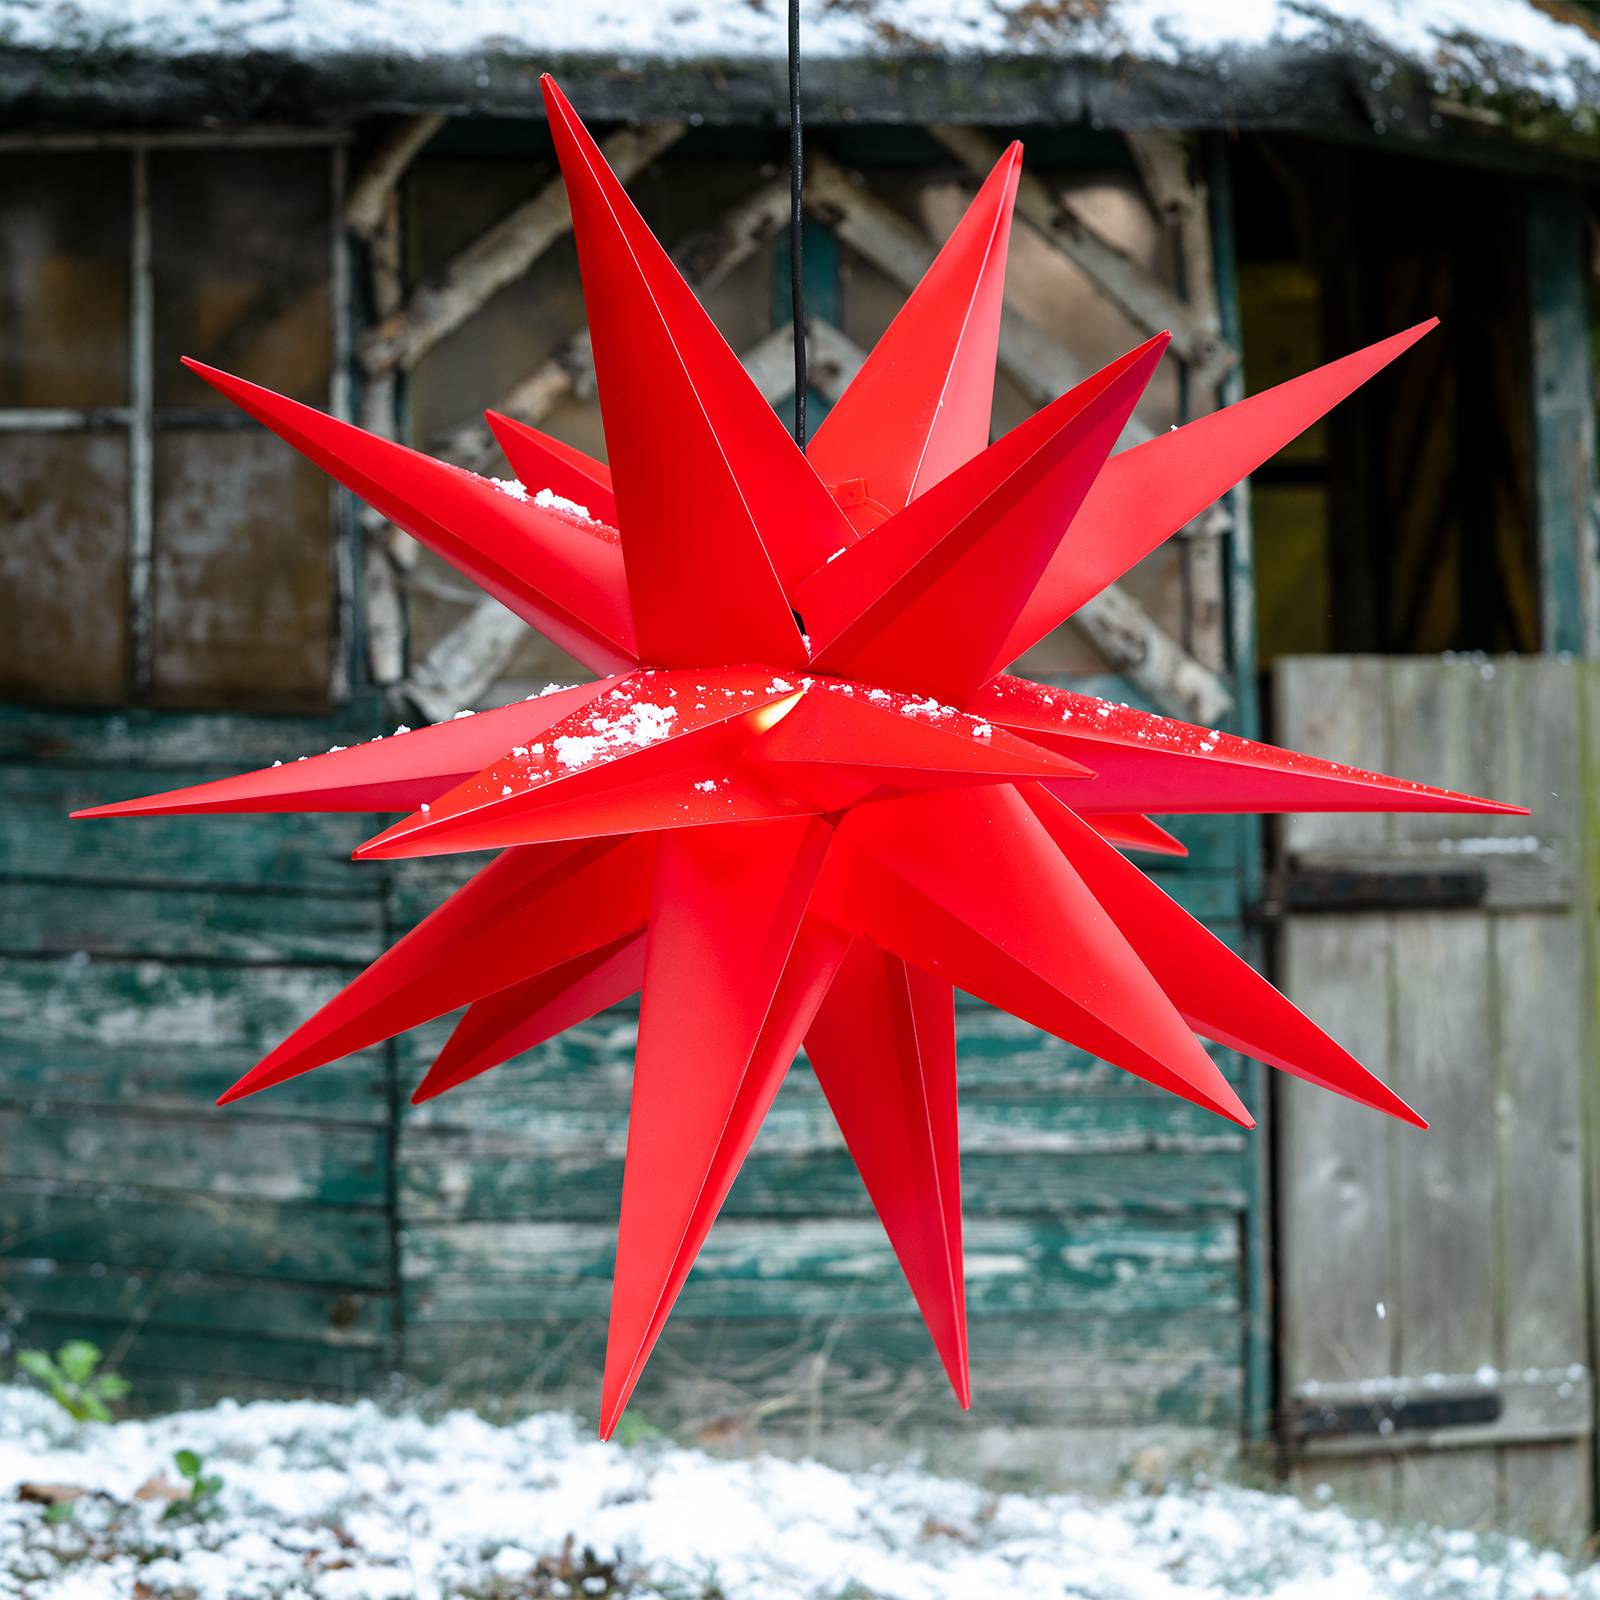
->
(0, 138), (349, 710)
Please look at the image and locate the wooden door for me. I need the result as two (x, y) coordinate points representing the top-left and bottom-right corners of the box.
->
(1272, 656), (1598, 1547)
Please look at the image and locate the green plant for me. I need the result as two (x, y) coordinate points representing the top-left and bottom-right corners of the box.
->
(611, 1411), (665, 1448)
(15, 1341), (129, 1423)
(162, 1448), (223, 1521)
(41, 1501), (76, 1526)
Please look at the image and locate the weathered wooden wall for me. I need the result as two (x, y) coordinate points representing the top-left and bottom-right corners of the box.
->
(0, 118), (1264, 1484)
(0, 693), (1258, 1477)
(1274, 656), (1599, 1548)
(0, 706), (398, 1409)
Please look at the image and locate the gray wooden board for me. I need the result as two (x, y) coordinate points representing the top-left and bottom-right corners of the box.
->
(1275, 656), (1593, 1544)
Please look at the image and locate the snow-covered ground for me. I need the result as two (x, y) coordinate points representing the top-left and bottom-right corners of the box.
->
(0, 1382), (1594, 1600)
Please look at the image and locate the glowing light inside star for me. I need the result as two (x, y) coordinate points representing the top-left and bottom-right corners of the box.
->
(73, 75), (1522, 1439)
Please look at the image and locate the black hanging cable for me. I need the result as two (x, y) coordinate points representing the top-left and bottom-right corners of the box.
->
(787, 0), (807, 450)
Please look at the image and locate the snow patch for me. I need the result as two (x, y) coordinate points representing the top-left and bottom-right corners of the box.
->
(553, 702), (678, 770)
(0, 1386), (1594, 1600)
(534, 485), (594, 522)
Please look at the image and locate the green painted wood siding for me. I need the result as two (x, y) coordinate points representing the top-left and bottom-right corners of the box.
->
(0, 694), (1257, 1456)
(0, 705), (398, 1412)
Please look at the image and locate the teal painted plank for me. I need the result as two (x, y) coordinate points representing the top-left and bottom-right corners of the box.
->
(0, 1187), (391, 1287)
(398, 1088), (1245, 1167)
(0, 706), (383, 767)
(397, 1145), (1247, 1225)
(0, 882), (386, 964)
(404, 1311), (1243, 1429)
(400, 1214), (1240, 1322)
(12, 1315), (386, 1392)
(0, 1110), (387, 1207)
(770, 220), (841, 432)
(1, 1264), (389, 1347)
(0, 766), (382, 892)
(0, 956), (390, 1122)
(0, 1040), (387, 1124)
(392, 1003), (1250, 1102)
(1527, 182), (1600, 655)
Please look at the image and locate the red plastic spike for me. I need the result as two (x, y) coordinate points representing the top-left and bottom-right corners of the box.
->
(354, 670), (809, 860)
(1086, 814), (1188, 857)
(992, 322), (1438, 674)
(219, 836), (655, 1102)
(802, 334), (1169, 706)
(815, 826), (1250, 1125)
(744, 678), (1090, 787)
(808, 144), (1021, 529)
(485, 412), (618, 524)
(1023, 787), (1425, 1125)
(975, 676), (1526, 818)
(601, 818), (841, 1436)
(806, 942), (968, 1404)
(821, 785), (1252, 1125)
(70, 682), (622, 818)
(181, 360), (638, 675)
(413, 932), (646, 1104)
(543, 78), (846, 658)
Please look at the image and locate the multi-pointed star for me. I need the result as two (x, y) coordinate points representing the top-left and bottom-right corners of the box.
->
(76, 78), (1519, 1436)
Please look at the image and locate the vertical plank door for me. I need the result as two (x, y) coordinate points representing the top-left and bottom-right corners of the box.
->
(1273, 656), (1596, 1548)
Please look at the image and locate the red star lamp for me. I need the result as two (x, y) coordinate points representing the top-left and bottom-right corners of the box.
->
(74, 78), (1520, 1437)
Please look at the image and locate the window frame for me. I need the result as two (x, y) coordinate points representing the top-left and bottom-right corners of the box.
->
(0, 127), (356, 706)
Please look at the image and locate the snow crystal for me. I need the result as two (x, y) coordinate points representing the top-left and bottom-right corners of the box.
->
(452, 709), (476, 720)
(1438, 834), (1541, 856)
(554, 703), (678, 770)
(693, 779), (720, 793)
(488, 475), (529, 501)
(972, 721), (993, 739)
(533, 485), (594, 522)
(393, 724), (411, 736)
(0, 1384), (1594, 1600)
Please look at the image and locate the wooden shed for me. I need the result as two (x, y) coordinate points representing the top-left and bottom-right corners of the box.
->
(2, 0), (1599, 1531)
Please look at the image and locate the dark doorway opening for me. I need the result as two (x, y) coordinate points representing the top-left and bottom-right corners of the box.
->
(1232, 136), (1539, 673)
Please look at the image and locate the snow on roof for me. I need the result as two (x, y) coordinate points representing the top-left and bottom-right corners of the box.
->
(2, 0), (1599, 138)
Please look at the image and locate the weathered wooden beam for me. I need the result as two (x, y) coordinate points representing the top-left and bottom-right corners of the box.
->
(360, 122), (683, 377)
(1126, 127), (1232, 678)
(399, 312), (848, 716)
(803, 151), (1153, 448)
(343, 113), (447, 241)
(405, 160), (1229, 723)
(930, 124), (1233, 383)
(402, 598), (530, 724)
(434, 178), (791, 474)
(742, 317), (865, 405)
(1073, 582), (1232, 726)
(360, 183), (412, 686)
(803, 152), (1230, 718)
(1124, 128), (1218, 325)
